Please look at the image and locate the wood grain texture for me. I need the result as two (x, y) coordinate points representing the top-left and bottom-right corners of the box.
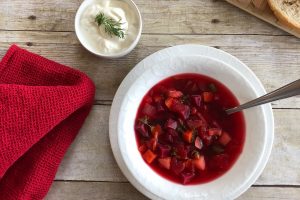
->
(46, 181), (300, 200)
(55, 105), (300, 185)
(2, 0), (299, 198)
(0, 31), (299, 108)
(0, 0), (287, 35)
(46, 182), (148, 200)
(226, 0), (300, 38)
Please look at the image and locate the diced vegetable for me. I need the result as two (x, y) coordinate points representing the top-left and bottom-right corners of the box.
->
(171, 157), (185, 175)
(183, 130), (194, 143)
(142, 149), (157, 164)
(146, 138), (158, 151)
(161, 132), (174, 144)
(203, 92), (214, 102)
(198, 128), (213, 146)
(194, 136), (203, 149)
(181, 172), (195, 184)
(175, 144), (188, 159)
(165, 119), (177, 130)
(158, 157), (171, 170)
(165, 97), (175, 109)
(191, 95), (202, 107)
(208, 128), (222, 136)
(170, 102), (190, 119)
(142, 103), (157, 118)
(187, 119), (204, 129)
(135, 122), (149, 138)
(167, 90), (183, 98)
(138, 144), (148, 153)
(185, 159), (195, 172)
(151, 124), (162, 139)
(219, 132), (231, 146)
(193, 154), (205, 171)
(157, 144), (171, 158)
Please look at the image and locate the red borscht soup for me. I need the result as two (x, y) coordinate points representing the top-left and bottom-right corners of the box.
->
(134, 73), (245, 185)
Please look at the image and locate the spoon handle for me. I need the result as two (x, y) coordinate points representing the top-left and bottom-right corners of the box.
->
(226, 79), (300, 115)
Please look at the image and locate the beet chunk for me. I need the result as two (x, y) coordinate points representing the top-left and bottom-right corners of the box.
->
(171, 102), (190, 119)
(165, 118), (177, 130)
(142, 103), (157, 118)
(157, 144), (171, 158)
(187, 119), (205, 129)
(175, 144), (188, 159)
(191, 95), (202, 107)
(171, 157), (185, 175)
(135, 122), (149, 138)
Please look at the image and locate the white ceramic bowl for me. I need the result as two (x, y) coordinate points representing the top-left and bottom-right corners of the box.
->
(75, 0), (142, 58)
(109, 45), (274, 200)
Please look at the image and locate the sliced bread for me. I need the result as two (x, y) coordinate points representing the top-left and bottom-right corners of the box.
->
(268, 0), (300, 32)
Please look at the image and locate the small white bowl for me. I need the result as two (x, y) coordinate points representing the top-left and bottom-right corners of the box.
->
(75, 0), (142, 58)
(109, 45), (274, 199)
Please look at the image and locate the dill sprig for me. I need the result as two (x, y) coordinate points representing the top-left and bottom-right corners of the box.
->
(95, 12), (125, 39)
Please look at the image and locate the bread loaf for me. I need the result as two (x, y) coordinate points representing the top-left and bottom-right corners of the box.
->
(268, 0), (300, 32)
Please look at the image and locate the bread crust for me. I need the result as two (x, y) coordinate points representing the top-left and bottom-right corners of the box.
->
(268, 0), (300, 33)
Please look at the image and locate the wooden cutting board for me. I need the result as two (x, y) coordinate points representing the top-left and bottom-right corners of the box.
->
(226, 0), (300, 38)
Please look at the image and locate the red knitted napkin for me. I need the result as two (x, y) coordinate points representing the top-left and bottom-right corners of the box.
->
(0, 45), (95, 199)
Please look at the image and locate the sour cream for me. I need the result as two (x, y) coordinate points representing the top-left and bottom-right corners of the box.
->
(78, 0), (140, 55)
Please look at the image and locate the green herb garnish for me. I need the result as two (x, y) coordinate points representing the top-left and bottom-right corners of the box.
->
(138, 116), (152, 128)
(95, 12), (125, 39)
(180, 95), (190, 104)
(208, 83), (217, 93)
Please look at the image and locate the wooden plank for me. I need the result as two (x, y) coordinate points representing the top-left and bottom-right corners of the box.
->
(226, 0), (300, 38)
(46, 182), (148, 200)
(0, 31), (299, 108)
(55, 105), (300, 185)
(46, 181), (300, 200)
(0, 0), (287, 35)
(54, 105), (126, 182)
(238, 187), (300, 200)
(256, 109), (300, 185)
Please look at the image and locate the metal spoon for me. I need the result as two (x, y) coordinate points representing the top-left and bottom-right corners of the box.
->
(225, 79), (300, 115)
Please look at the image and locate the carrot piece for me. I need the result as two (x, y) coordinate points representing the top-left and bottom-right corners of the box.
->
(193, 155), (205, 171)
(165, 97), (174, 109)
(183, 130), (194, 143)
(151, 124), (162, 139)
(158, 157), (171, 170)
(143, 149), (157, 164)
(203, 92), (214, 102)
(167, 90), (183, 98)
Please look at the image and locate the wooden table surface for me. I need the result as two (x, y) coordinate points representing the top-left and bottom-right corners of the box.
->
(1, 0), (299, 199)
